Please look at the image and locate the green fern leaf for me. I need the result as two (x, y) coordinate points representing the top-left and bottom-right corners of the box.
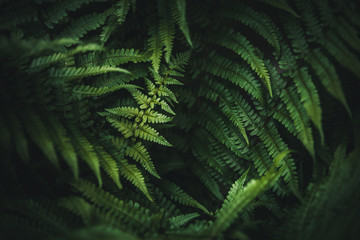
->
(160, 180), (209, 214)
(292, 67), (324, 144)
(157, 85), (178, 103)
(42, 0), (94, 29)
(50, 66), (130, 79)
(190, 161), (223, 200)
(136, 124), (172, 146)
(143, 109), (173, 124)
(100, 16), (117, 45)
(334, 17), (360, 53)
(125, 141), (160, 178)
(212, 28), (272, 97)
(220, 4), (280, 51)
(200, 53), (263, 103)
(67, 125), (102, 186)
(148, 22), (163, 73)
(158, 0), (176, 63)
(219, 168), (250, 212)
(103, 49), (150, 66)
(59, 10), (111, 41)
(307, 49), (351, 116)
(282, 87), (315, 159)
(169, 213), (200, 229)
(321, 31), (360, 79)
(71, 179), (156, 221)
(116, 0), (131, 24)
(94, 145), (122, 189)
(105, 106), (140, 119)
(29, 43), (104, 72)
(59, 196), (93, 224)
(209, 151), (291, 236)
(130, 89), (153, 109)
(105, 117), (134, 138)
(23, 109), (59, 169)
(158, 100), (176, 115)
(118, 158), (153, 201)
(73, 84), (138, 98)
(47, 117), (79, 178)
(170, 0), (192, 47)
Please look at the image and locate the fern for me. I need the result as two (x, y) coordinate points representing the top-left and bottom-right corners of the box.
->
(103, 49), (150, 66)
(220, 3), (280, 52)
(118, 158), (153, 201)
(306, 49), (352, 116)
(67, 124), (102, 187)
(159, 180), (209, 214)
(211, 27), (272, 97)
(209, 150), (291, 236)
(1, 0), (360, 239)
(49, 66), (130, 79)
(125, 141), (160, 178)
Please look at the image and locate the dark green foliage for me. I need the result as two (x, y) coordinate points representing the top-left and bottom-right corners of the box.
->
(1, 0), (360, 239)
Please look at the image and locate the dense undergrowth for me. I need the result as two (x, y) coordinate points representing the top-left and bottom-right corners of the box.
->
(1, 0), (360, 239)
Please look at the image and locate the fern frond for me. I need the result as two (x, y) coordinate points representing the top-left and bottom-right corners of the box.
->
(100, 16), (117, 45)
(208, 151), (287, 236)
(211, 28), (272, 97)
(158, 100), (176, 115)
(148, 21), (163, 73)
(168, 51), (191, 73)
(307, 49), (351, 116)
(295, 0), (323, 40)
(292, 67), (323, 144)
(249, 143), (272, 176)
(157, 85), (178, 103)
(103, 49), (150, 66)
(169, 0), (192, 47)
(71, 179), (158, 224)
(29, 43), (104, 72)
(125, 141), (160, 178)
(59, 196), (93, 224)
(196, 105), (248, 158)
(46, 117), (79, 178)
(190, 161), (224, 201)
(284, 18), (309, 56)
(199, 52), (263, 103)
(159, 180), (209, 214)
(281, 87), (315, 158)
(130, 89), (153, 109)
(94, 145), (122, 189)
(23, 109), (59, 169)
(219, 168), (250, 212)
(143, 110), (173, 124)
(116, 0), (131, 25)
(67, 125), (102, 186)
(105, 106), (140, 119)
(334, 16), (360, 53)
(118, 158), (153, 201)
(169, 213), (200, 229)
(220, 4), (280, 51)
(136, 124), (172, 146)
(321, 31), (360, 79)
(49, 66), (130, 79)
(59, 10), (112, 41)
(73, 84), (138, 99)
(158, 0), (176, 63)
(105, 117), (134, 138)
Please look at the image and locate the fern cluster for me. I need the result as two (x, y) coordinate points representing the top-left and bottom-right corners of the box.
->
(1, 0), (360, 239)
